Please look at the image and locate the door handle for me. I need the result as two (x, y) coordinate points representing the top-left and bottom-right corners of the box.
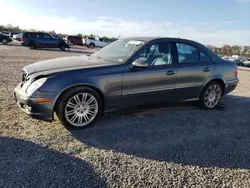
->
(203, 67), (211, 72)
(166, 70), (175, 75)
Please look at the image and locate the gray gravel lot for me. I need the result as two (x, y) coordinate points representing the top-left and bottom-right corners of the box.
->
(0, 42), (250, 187)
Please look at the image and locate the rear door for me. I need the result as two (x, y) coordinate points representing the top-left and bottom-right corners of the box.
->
(174, 42), (215, 100)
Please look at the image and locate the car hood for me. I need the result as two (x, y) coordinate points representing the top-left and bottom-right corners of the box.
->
(23, 55), (116, 76)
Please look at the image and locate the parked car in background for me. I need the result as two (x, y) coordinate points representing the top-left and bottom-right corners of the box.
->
(13, 33), (23, 41)
(0, 31), (11, 36)
(65, 35), (83, 45)
(242, 59), (250, 67)
(14, 37), (239, 129)
(231, 55), (248, 62)
(0, 33), (13, 44)
(232, 59), (244, 66)
(84, 37), (109, 49)
(9, 32), (19, 38)
(21, 32), (70, 50)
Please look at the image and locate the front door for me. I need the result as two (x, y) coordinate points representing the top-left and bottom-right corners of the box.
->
(42, 34), (57, 48)
(122, 41), (178, 107)
(174, 42), (215, 100)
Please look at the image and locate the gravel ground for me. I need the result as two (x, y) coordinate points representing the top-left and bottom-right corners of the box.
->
(0, 43), (250, 188)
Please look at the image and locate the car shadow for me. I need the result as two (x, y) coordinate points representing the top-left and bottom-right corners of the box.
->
(1, 42), (21, 46)
(70, 95), (250, 170)
(0, 137), (107, 188)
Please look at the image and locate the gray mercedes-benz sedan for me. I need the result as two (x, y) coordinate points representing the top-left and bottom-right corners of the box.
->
(14, 37), (239, 128)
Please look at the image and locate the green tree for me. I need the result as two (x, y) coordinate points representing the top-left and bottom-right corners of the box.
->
(76, 33), (83, 37)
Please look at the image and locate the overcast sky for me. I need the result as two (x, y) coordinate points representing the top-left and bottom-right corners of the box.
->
(0, 0), (250, 46)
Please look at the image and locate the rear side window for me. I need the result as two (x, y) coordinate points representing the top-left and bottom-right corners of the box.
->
(23, 33), (29, 37)
(200, 51), (211, 61)
(176, 43), (199, 63)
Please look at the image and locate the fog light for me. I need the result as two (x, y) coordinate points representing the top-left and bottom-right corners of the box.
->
(23, 104), (32, 112)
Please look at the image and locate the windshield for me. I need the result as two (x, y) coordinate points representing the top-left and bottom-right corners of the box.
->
(52, 35), (61, 39)
(90, 39), (145, 63)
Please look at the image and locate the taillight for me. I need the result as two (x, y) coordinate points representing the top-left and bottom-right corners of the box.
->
(21, 37), (24, 42)
(234, 66), (238, 77)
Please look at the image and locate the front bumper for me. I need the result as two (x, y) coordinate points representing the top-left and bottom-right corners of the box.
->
(14, 82), (58, 121)
(224, 78), (239, 95)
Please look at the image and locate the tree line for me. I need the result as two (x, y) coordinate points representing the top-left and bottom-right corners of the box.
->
(207, 45), (250, 58)
(1, 24), (250, 56)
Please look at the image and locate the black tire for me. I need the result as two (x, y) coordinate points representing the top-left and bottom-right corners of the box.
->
(199, 81), (222, 110)
(30, 43), (37, 49)
(2, 38), (8, 44)
(89, 43), (95, 49)
(56, 86), (103, 129)
(59, 43), (66, 51)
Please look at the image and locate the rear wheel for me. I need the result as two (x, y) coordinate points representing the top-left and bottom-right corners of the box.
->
(199, 81), (222, 109)
(56, 87), (102, 129)
(2, 38), (8, 44)
(89, 43), (95, 49)
(30, 43), (37, 49)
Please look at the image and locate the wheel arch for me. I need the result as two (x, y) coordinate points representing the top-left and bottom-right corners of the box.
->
(53, 83), (105, 116)
(203, 78), (226, 95)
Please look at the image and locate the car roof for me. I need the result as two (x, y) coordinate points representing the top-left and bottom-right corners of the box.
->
(122, 36), (221, 61)
(24, 32), (46, 34)
(122, 36), (201, 44)
(67, 35), (81, 37)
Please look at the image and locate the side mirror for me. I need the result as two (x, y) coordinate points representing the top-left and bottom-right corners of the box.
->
(132, 58), (148, 68)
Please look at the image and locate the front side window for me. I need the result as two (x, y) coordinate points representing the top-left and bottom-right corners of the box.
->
(43, 34), (52, 39)
(137, 42), (173, 66)
(91, 39), (145, 63)
(176, 43), (199, 63)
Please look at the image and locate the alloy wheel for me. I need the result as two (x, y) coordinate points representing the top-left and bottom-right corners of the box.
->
(2, 39), (7, 44)
(64, 92), (98, 127)
(204, 84), (221, 108)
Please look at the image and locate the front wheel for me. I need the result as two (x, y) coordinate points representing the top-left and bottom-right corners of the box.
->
(89, 43), (95, 49)
(199, 81), (222, 109)
(2, 38), (8, 44)
(59, 43), (66, 51)
(30, 43), (37, 49)
(56, 87), (102, 129)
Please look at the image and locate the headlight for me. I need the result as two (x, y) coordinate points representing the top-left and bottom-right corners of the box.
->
(26, 77), (47, 95)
